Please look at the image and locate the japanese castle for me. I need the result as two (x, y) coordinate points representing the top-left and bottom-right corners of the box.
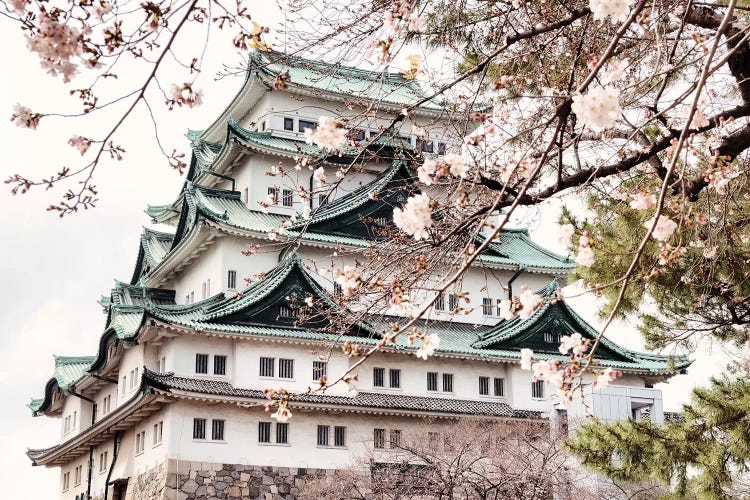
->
(26, 52), (690, 500)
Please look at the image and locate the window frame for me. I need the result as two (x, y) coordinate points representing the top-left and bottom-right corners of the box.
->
(283, 117), (294, 131)
(259, 357), (275, 378)
(276, 422), (289, 444)
(313, 360), (327, 381)
(282, 189), (294, 207)
(479, 376), (490, 396)
(334, 426), (347, 447)
(442, 373), (454, 393)
(212, 419), (225, 441)
(195, 353), (209, 374)
(278, 358), (295, 379)
(227, 269), (237, 290)
(373, 367), (385, 388)
(389, 368), (401, 389)
(494, 377), (505, 397)
(427, 372), (438, 392)
(153, 421), (163, 447)
(531, 380), (545, 399)
(193, 418), (207, 440)
(258, 422), (271, 443)
(373, 428), (386, 449)
(317, 425), (330, 447)
(482, 297), (494, 316)
(213, 355), (228, 376)
(298, 119), (317, 133)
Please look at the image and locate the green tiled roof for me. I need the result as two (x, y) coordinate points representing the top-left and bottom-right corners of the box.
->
(251, 51), (444, 111)
(28, 398), (43, 412)
(130, 228), (176, 284)
(52, 356), (95, 390)
(483, 233), (573, 271)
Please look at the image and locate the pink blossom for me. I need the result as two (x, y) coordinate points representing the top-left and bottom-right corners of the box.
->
(68, 135), (92, 155)
(417, 159), (438, 185)
(333, 266), (360, 296)
(168, 84), (203, 108)
(498, 299), (515, 320)
(304, 116), (348, 150)
(11, 103), (40, 129)
(520, 348), (534, 370)
(559, 333), (588, 356)
(644, 215), (678, 241)
(93, 2), (112, 21)
(267, 229), (278, 240)
(589, 0), (636, 24)
(10, 0), (26, 14)
(629, 192), (656, 210)
(518, 287), (543, 319)
(393, 193), (433, 240)
(558, 224), (575, 247)
(270, 401), (292, 422)
(26, 14), (83, 82)
(443, 153), (468, 178)
(313, 167), (327, 186)
(571, 86), (622, 132)
(593, 367), (621, 389)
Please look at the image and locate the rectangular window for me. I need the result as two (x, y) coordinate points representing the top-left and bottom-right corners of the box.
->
(134, 367), (139, 384)
(63, 472), (70, 491)
(279, 304), (297, 318)
(482, 297), (494, 316)
(212, 419), (225, 441)
(317, 425), (330, 446)
(260, 121), (266, 131)
(532, 380), (545, 399)
(299, 119), (317, 132)
(153, 421), (163, 446)
(313, 361), (327, 381)
(73, 410), (78, 428)
(258, 422), (271, 443)
(438, 142), (447, 155)
(129, 370), (135, 389)
(189, 291), (194, 304)
(207, 278), (210, 296)
(390, 429), (402, 449)
(279, 358), (294, 379)
(267, 186), (279, 204)
(442, 373), (454, 393)
(74, 465), (82, 485)
(496, 299), (504, 317)
(260, 357), (275, 377)
(427, 372), (438, 391)
(241, 187), (249, 203)
(195, 353), (209, 374)
(373, 428), (385, 449)
(201, 281), (206, 300)
(121, 376), (126, 395)
(448, 294), (459, 311)
(544, 332), (560, 343)
(99, 452), (108, 473)
(333, 282), (342, 296)
(102, 395), (110, 415)
(334, 426), (346, 447)
(193, 418), (206, 440)
(283, 117), (294, 131)
(373, 367), (385, 387)
(214, 355), (227, 376)
(318, 194), (329, 207)
(417, 139), (434, 153)
(389, 368), (401, 389)
(494, 378), (505, 397)
(282, 189), (293, 207)
(276, 423), (289, 444)
(159, 356), (166, 372)
(185, 294), (190, 304)
(227, 270), (237, 289)
(479, 376), (490, 395)
(434, 293), (445, 311)
(135, 430), (145, 455)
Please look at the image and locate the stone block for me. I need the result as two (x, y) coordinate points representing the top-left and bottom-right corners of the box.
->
(182, 480), (199, 494)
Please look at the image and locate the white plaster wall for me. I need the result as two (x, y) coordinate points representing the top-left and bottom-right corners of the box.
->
(58, 455), (89, 500)
(117, 343), (145, 407)
(161, 335), (234, 381)
(59, 396), (89, 439)
(166, 240), (224, 305)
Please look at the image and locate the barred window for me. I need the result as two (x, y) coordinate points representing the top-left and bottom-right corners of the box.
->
(333, 282), (342, 296)
(389, 429), (401, 449)
(334, 426), (346, 447)
(389, 369), (401, 389)
(373, 367), (385, 387)
(317, 425), (330, 446)
(532, 380), (545, 399)
(193, 418), (206, 440)
(313, 361), (327, 381)
(279, 359), (294, 379)
(442, 373), (454, 393)
(214, 355), (227, 376)
(212, 419), (225, 440)
(494, 378), (505, 397)
(258, 422), (271, 443)
(448, 294), (459, 311)
(282, 189), (294, 207)
(427, 372), (438, 391)
(544, 332), (560, 343)
(373, 428), (385, 449)
(479, 376), (490, 395)
(283, 117), (294, 131)
(276, 423), (289, 444)
(482, 297), (494, 316)
(318, 194), (329, 207)
(227, 270), (237, 289)
(279, 304), (298, 318)
(260, 357), (275, 377)
(195, 354), (208, 374)
(434, 293), (445, 311)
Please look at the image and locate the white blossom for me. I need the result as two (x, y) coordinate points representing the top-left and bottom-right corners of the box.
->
(416, 333), (440, 360)
(393, 193), (433, 240)
(576, 245), (595, 267)
(444, 153), (468, 178)
(644, 215), (678, 241)
(267, 229), (278, 241)
(304, 296), (314, 307)
(304, 116), (348, 150)
(558, 224), (575, 247)
(629, 192), (656, 210)
(302, 206), (311, 220)
(417, 159), (438, 185)
(589, 0), (636, 24)
(270, 401), (292, 422)
(11, 103), (39, 129)
(520, 348), (534, 370)
(313, 167), (327, 187)
(498, 299), (515, 320)
(518, 287), (543, 319)
(559, 333), (587, 356)
(593, 367), (621, 389)
(571, 86), (622, 132)
(333, 266), (360, 296)
(68, 135), (91, 155)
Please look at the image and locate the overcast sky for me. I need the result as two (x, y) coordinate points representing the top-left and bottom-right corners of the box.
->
(0, 6), (728, 498)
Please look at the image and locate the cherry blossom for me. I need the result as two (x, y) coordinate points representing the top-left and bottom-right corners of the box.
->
(629, 192), (656, 210)
(304, 116), (348, 150)
(593, 367), (621, 389)
(532, 359), (562, 385)
(9, 0), (26, 14)
(304, 296), (314, 307)
(302, 206), (312, 220)
(575, 231), (595, 267)
(93, 2), (113, 21)
(415, 333), (440, 360)
(571, 86), (622, 132)
(417, 159), (438, 185)
(26, 14), (83, 82)
(520, 348), (534, 370)
(333, 266), (361, 296)
(393, 193), (433, 240)
(559, 333), (588, 356)
(267, 229), (278, 241)
(443, 153), (468, 178)
(270, 400), (292, 422)
(589, 0), (636, 24)
(604, 58), (629, 83)
(168, 84), (203, 109)
(558, 224), (575, 247)
(313, 167), (327, 187)
(498, 299), (515, 320)
(644, 215), (678, 241)
(518, 286), (543, 319)
(68, 136), (92, 156)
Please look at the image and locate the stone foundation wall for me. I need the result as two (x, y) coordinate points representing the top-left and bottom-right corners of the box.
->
(122, 460), (335, 500)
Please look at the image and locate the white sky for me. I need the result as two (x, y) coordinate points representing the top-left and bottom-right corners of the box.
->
(0, 5), (727, 498)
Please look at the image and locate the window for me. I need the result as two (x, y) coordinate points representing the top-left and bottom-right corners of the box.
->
(64, 415), (71, 434)
(313, 361), (327, 381)
(135, 430), (145, 455)
(482, 297), (494, 316)
(121, 376), (126, 395)
(134, 367), (139, 385)
(348, 128), (366, 141)
(185, 294), (190, 304)
(276, 423), (289, 444)
(479, 376), (490, 395)
(283, 117), (294, 131)
(279, 358), (294, 379)
(317, 425), (330, 446)
(544, 332), (560, 343)
(63, 472), (70, 491)
(390, 429), (401, 449)
(494, 378), (505, 397)
(532, 380), (545, 399)
(207, 278), (210, 296)
(373, 367), (385, 387)
(427, 372), (438, 391)
(258, 422), (271, 443)
(417, 139), (434, 153)
(195, 353), (209, 374)
(373, 428), (385, 449)
(282, 189), (293, 207)
(260, 121), (266, 131)
(442, 373), (454, 393)
(241, 187), (249, 203)
(102, 395), (111, 415)
(190, 291), (194, 304)
(129, 369), (135, 389)
(153, 421), (163, 446)
(435, 293), (445, 311)
(318, 194), (329, 207)
(74, 465), (82, 485)
(428, 432), (440, 452)
(201, 281), (206, 300)
(334, 426), (346, 447)
(333, 282), (342, 296)
(193, 418), (207, 440)
(159, 356), (166, 372)
(279, 304), (298, 318)
(212, 419), (225, 441)
(214, 355), (227, 376)
(267, 186), (279, 204)
(73, 410), (78, 428)
(227, 270), (237, 289)
(260, 357), (275, 377)
(438, 142), (447, 155)
(448, 294), (459, 311)
(299, 119), (317, 132)
(99, 451), (108, 473)
(389, 368), (401, 389)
